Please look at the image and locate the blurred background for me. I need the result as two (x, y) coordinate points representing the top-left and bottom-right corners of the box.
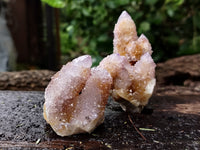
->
(0, 0), (200, 71)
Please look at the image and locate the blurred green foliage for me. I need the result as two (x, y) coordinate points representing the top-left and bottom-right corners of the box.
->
(41, 0), (66, 8)
(42, 0), (200, 63)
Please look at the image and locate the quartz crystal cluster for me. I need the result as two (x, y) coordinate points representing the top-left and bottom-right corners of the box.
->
(101, 11), (156, 113)
(43, 11), (156, 136)
(43, 55), (112, 136)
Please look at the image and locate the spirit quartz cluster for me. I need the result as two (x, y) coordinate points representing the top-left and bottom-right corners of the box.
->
(43, 11), (156, 136)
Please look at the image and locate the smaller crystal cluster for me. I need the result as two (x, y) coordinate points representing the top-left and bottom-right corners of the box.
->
(43, 11), (156, 136)
(101, 11), (156, 113)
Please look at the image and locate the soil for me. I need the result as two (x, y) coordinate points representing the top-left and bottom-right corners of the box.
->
(0, 91), (199, 149)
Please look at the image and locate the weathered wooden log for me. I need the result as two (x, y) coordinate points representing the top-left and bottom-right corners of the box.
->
(156, 54), (200, 87)
(0, 70), (55, 91)
(0, 54), (200, 92)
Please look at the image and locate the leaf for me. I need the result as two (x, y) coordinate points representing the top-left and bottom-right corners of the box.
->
(115, 0), (130, 6)
(97, 34), (108, 42)
(41, 0), (65, 8)
(139, 21), (150, 33)
(167, 9), (174, 17)
(66, 25), (74, 35)
(139, 128), (155, 131)
(178, 36), (200, 55)
(153, 140), (160, 143)
(176, 0), (184, 6)
(165, 0), (184, 6)
(36, 138), (41, 145)
(92, 55), (103, 67)
(82, 8), (90, 17)
(106, 1), (116, 9)
(145, 0), (158, 6)
(152, 13), (165, 25)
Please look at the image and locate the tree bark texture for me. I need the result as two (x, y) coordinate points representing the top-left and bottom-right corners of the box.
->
(0, 70), (55, 91)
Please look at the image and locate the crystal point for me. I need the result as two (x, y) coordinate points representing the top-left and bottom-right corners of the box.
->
(117, 10), (132, 22)
(114, 11), (137, 57)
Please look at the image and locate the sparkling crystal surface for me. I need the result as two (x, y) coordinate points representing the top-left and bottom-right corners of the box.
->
(109, 11), (156, 112)
(43, 55), (112, 136)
